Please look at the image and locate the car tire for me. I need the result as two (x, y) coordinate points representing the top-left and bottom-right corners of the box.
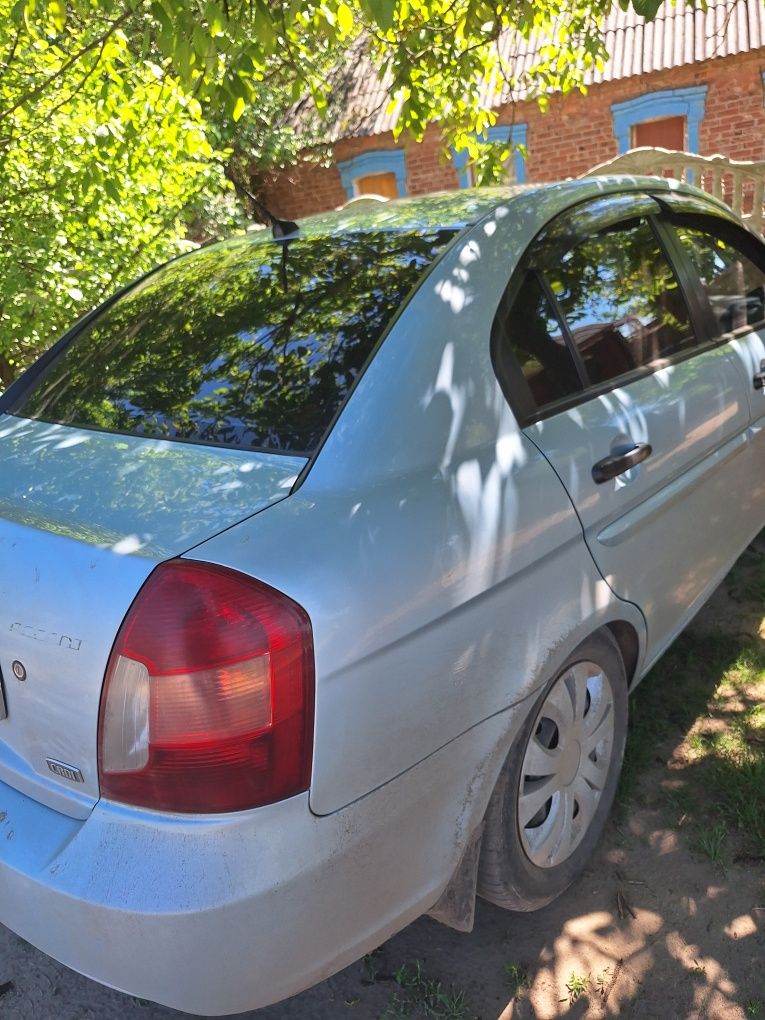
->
(477, 630), (628, 912)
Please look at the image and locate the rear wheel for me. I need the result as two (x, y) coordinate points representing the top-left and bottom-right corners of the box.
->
(478, 632), (628, 911)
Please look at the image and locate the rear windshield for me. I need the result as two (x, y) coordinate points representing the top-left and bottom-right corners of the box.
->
(12, 229), (456, 454)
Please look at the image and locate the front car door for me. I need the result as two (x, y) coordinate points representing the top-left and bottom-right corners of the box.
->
(492, 192), (757, 668)
(658, 195), (765, 461)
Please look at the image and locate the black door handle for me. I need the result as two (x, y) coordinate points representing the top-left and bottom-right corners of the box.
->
(592, 442), (652, 484)
(754, 359), (765, 389)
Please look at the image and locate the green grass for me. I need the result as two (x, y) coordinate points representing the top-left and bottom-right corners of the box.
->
(565, 972), (590, 1004)
(383, 960), (476, 1020)
(702, 650), (765, 857)
(692, 821), (728, 866)
(503, 961), (531, 999)
(361, 949), (385, 984)
(618, 632), (740, 803)
(619, 630), (765, 858)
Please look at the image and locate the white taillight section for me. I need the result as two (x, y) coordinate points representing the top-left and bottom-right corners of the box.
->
(101, 656), (150, 772)
(98, 560), (314, 813)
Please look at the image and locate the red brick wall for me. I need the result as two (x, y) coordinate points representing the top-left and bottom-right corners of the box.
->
(514, 48), (765, 181)
(258, 128), (461, 219)
(258, 49), (765, 219)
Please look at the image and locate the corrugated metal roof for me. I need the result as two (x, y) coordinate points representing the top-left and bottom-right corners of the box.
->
(303, 0), (765, 140)
(489, 0), (765, 104)
(317, 37), (401, 139)
(595, 0), (765, 75)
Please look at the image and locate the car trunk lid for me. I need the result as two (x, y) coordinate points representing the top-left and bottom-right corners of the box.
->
(0, 415), (305, 817)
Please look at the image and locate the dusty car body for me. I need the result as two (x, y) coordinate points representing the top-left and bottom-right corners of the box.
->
(0, 177), (763, 1014)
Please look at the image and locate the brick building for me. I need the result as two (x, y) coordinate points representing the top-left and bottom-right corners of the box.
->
(258, 0), (765, 220)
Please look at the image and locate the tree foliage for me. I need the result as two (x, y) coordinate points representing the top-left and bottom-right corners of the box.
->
(0, 0), (679, 383)
(0, 0), (223, 384)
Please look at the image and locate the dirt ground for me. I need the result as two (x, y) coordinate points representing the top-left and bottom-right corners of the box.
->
(2, 545), (765, 1019)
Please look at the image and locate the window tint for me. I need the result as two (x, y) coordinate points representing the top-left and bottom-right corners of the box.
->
(501, 272), (583, 406)
(673, 223), (765, 335)
(541, 218), (695, 386)
(12, 229), (456, 453)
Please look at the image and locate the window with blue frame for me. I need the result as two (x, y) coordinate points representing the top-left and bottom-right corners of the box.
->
(452, 124), (528, 187)
(611, 86), (708, 154)
(337, 150), (407, 200)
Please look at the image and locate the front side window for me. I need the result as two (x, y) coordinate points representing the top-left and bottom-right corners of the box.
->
(11, 229), (456, 453)
(671, 221), (765, 335)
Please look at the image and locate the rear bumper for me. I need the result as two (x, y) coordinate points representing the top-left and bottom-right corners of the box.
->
(0, 706), (523, 1015)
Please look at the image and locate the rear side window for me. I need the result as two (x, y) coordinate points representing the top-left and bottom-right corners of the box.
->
(494, 271), (584, 407)
(12, 229), (456, 454)
(542, 218), (695, 385)
(671, 221), (765, 335)
(498, 214), (696, 418)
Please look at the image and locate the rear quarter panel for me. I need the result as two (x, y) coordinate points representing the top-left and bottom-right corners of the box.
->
(192, 182), (648, 816)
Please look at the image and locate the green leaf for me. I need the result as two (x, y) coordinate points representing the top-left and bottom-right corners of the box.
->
(46, 0), (66, 31)
(10, 1), (26, 26)
(204, 0), (224, 35)
(366, 0), (394, 32)
(253, 0), (276, 54)
(193, 22), (208, 58)
(336, 2), (353, 34)
(630, 0), (664, 19)
(228, 73), (249, 100)
(152, 3), (175, 56)
(232, 95), (246, 121)
(174, 34), (193, 76)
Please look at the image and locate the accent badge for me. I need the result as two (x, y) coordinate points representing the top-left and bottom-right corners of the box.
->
(46, 759), (84, 783)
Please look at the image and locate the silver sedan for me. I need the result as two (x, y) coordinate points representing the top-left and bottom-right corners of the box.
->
(0, 177), (763, 1013)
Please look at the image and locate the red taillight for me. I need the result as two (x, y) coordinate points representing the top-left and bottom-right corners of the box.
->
(98, 560), (314, 813)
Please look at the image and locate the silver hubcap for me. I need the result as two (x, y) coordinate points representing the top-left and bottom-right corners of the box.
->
(518, 660), (615, 869)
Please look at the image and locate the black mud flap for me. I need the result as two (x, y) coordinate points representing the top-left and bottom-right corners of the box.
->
(426, 822), (484, 933)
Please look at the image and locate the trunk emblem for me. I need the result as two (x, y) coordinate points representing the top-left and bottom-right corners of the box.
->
(46, 759), (84, 783)
(9, 622), (82, 652)
(11, 661), (26, 682)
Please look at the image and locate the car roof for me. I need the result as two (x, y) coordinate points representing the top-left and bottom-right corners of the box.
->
(289, 175), (735, 237)
(294, 185), (542, 235)
(210, 176), (736, 259)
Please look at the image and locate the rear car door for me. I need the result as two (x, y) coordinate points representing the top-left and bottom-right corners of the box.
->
(492, 192), (757, 667)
